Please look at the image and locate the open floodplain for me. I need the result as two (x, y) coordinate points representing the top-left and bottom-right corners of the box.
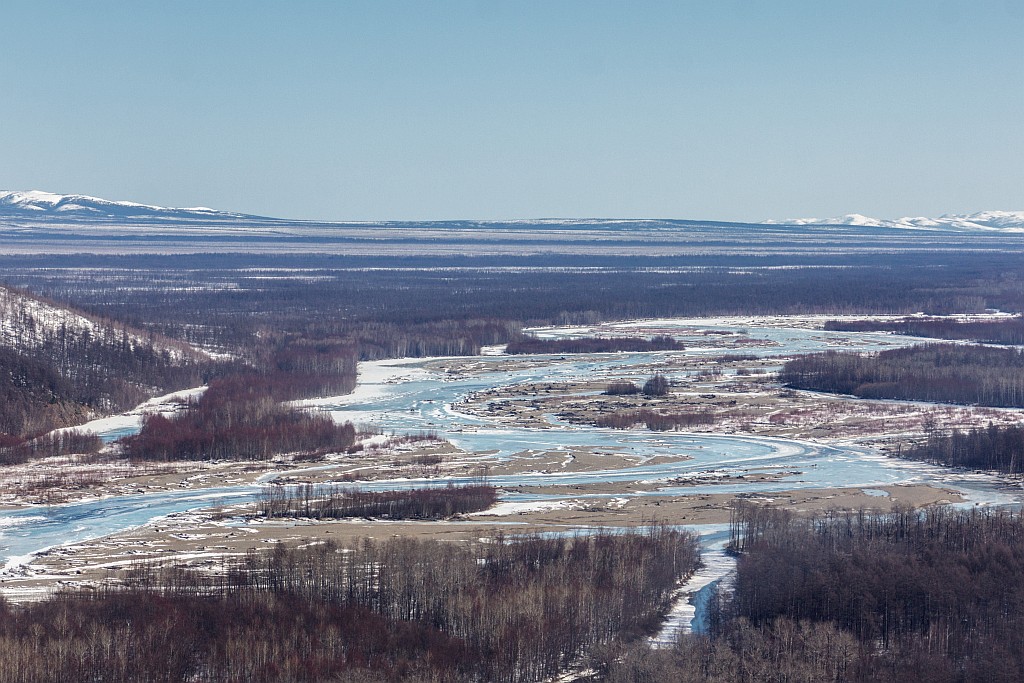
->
(3, 314), (1022, 639)
(4, 212), (1024, 674)
(6, 4), (1023, 676)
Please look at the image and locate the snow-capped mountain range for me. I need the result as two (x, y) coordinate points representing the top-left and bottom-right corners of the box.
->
(2, 190), (1023, 233)
(0, 190), (251, 220)
(762, 211), (1024, 232)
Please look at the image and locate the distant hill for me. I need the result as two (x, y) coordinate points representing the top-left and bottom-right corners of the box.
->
(4, 189), (1022, 232)
(0, 190), (258, 221)
(1, 189), (1021, 258)
(763, 211), (1024, 232)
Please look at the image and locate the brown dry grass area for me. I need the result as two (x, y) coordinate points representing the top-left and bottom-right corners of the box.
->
(470, 484), (961, 526)
(0, 505), (501, 600)
(0, 457), (242, 508)
(0, 483), (960, 600)
(0, 439), (478, 508)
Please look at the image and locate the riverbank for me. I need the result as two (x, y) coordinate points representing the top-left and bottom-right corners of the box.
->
(1, 315), (1017, 600)
(0, 481), (960, 601)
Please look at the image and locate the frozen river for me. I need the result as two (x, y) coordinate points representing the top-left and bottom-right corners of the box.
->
(2, 318), (1023, 629)
(307, 321), (1022, 507)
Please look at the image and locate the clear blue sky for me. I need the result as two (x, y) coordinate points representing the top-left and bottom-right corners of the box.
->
(2, 1), (1021, 221)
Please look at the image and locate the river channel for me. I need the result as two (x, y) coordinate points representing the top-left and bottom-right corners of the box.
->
(2, 318), (1023, 633)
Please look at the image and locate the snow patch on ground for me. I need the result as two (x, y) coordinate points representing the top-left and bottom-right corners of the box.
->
(468, 500), (575, 516)
(294, 358), (435, 409)
(50, 385), (207, 441)
(650, 528), (736, 646)
(479, 345), (506, 356)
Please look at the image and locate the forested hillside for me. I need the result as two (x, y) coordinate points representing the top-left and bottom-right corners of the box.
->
(0, 285), (213, 443)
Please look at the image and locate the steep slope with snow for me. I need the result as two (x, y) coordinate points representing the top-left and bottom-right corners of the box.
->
(0, 285), (214, 438)
(0, 287), (205, 362)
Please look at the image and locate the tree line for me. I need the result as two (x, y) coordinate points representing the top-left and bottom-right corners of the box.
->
(0, 527), (699, 682)
(505, 335), (683, 355)
(11, 248), (1024, 364)
(0, 429), (101, 466)
(901, 423), (1024, 474)
(258, 483), (498, 520)
(603, 374), (671, 397)
(0, 287), (226, 465)
(0, 287), (215, 443)
(595, 408), (715, 431)
(121, 372), (357, 461)
(4, 246), (1024, 458)
(780, 343), (1024, 407)
(602, 504), (1024, 682)
(825, 316), (1024, 345)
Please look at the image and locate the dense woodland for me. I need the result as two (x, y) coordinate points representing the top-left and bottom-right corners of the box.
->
(602, 374), (672, 398)
(901, 423), (1024, 474)
(0, 281), (364, 462)
(604, 380), (642, 395)
(595, 408), (715, 431)
(825, 316), (1024, 345)
(0, 275), (518, 455)
(0, 345), (87, 439)
(10, 505), (1024, 682)
(2, 247), (1023, 453)
(259, 483), (498, 520)
(5, 248), (1024, 680)
(505, 335), (683, 355)
(780, 343), (1024, 407)
(6, 250), (1024, 356)
(642, 373), (670, 396)
(0, 429), (101, 466)
(0, 528), (699, 682)
(603, 505), (1024, 682)
(121, 372), (357, 461)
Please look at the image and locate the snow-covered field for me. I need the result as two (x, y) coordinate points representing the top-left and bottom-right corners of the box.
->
(52, 386), (207, 442)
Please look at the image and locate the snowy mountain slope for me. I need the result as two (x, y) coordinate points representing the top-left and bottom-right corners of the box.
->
(0, 190), (253, 221)
(0, 286), (209, 363)
(764, 211), (1024, 232)
(0, 285), (215, 437)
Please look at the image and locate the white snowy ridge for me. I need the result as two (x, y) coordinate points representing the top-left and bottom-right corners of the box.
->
(0, 286), (205, 362)
(0, 190), (242, 219)
(4, 190), (1022, 232)
(764, 211), (1024, 232)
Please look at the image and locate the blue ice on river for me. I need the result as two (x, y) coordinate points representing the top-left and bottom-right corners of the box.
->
(2, 320), (1022, 588)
